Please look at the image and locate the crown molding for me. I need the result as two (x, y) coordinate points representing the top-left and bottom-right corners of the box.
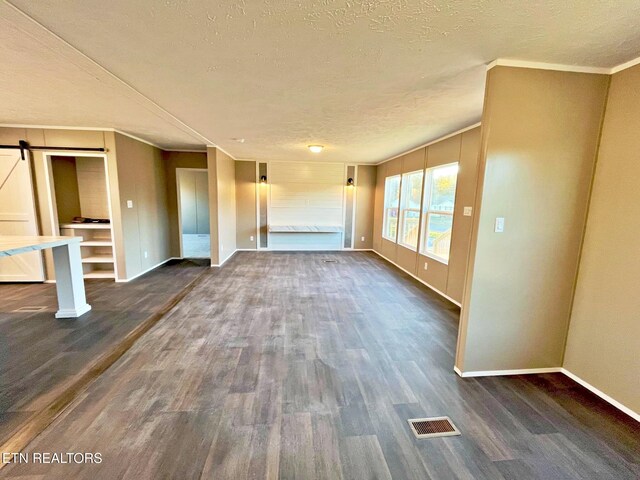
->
(610, 55), (640, 74)
(486, 58), (610, 75)
(488, 55), (640, 76)
(376, 122), (481, 166)
(205, 144), (238, 161)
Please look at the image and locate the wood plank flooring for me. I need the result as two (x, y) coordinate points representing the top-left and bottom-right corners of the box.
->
(0, 259), (208, 445)
(2, 252), (639, 479)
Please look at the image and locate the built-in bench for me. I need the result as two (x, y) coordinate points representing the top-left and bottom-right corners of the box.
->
(267, 225), (344, 250)
(268, 225), (343, 233)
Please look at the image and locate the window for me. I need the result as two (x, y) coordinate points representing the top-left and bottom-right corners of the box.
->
(398, 170), (424, 250)
(382, 175), (401, 241)
(419, 163), (458, 263)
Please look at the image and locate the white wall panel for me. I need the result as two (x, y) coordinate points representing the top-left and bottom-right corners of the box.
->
(268, 161), (345, 250)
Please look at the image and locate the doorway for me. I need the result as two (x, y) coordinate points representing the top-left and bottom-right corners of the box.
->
(0, 149), (44, 282)
(177, 168), (210, 258)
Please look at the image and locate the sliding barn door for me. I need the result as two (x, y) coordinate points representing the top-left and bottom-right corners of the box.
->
(0, 149), (44, 282)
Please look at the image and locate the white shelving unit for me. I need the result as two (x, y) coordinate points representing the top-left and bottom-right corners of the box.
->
(59, 223), (116, 279)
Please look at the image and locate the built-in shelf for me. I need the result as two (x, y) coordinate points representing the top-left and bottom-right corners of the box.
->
(60, 223), (111, 230)
(268, 225), (344, 233)
(84, 270), (115, 279)
(82, 255), (114, 264)
(80, 241), (113, 247)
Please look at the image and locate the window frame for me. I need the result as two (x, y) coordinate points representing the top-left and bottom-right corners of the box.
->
(397, 169), (424, 251)
(382, 174), (401, 242)
(418, 162), (459, 264)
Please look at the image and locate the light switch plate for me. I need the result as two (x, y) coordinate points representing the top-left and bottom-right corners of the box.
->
(463, 206), (473, 216)
(495, 217), (505, 233)
(127, 200), (133, 208)
(424, 262), (428, 270)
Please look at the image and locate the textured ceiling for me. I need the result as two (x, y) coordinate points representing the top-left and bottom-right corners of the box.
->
(2, 1), (640, 162)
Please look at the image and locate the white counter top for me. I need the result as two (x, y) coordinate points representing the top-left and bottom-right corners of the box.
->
(0, 235), (82, 257)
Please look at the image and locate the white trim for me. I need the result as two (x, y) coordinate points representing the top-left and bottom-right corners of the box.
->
(488, 56), (640, 76)
(115, 257), (175, 282)
(175, 168), (209, 259)
(163, 149), (207, 153)
(206, 144), (238, 161)
(376, 123), (481, 166)
(0, 124), (211, 153)
(455, 367), (562, 378)
(372, 249), (462, 307)
(453, 365), (639, 421)
(342, 248), (374, 252)
(235, 248), (258, 251)
(610, 55), (640, 74)
(211, 249), (237, 267)
(561, 368), (640, 422)
(486, 59), (610, 75)
(113, 129), (163, 150)
(55, 304), (91, 319)
(0, 123), (112, 132)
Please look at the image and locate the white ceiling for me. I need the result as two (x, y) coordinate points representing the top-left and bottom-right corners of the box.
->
(2, 1), (640, 162)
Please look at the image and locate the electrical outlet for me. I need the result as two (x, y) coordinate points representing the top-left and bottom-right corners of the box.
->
(250, 235), (254, 241)
(126, 200), (133, 208)
(424, 262), (428, 270)
(144, 251), (148, 259)
(463, 206), (473, 216)
(495, 217), (505, 233)
(361, 236), (365, 242)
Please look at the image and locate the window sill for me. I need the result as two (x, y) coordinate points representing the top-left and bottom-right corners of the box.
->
(398, 243), (417, 252)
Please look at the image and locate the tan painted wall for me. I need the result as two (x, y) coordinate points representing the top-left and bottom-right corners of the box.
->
(456, 67), (609, 372)
(113, 133), (171, 279)
(162, 151), (208, 257)
(235, 161), (257, 250)
(563, 64), (640, 415)
(207, 147), (237, 265)
(50, 156), (81, 224)
(354, 165), (376, 249)
(372, 127), (481, 304)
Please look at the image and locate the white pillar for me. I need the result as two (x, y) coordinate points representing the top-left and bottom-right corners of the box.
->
(52, 240), (91, 318)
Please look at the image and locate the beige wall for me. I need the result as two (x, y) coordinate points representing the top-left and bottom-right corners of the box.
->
(235, 160), (257, 250)
(113, 133), (171, 279)
(207, 147), (237, 265)
(354, 165), (376, 249)
(563, 64), (640, 415)
(50, 156), (81, 224)
(372, 127), (481, 304)
(162, 151), (208, 257)
(456, 67), (609, 373)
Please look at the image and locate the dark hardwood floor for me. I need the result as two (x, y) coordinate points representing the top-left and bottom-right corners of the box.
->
(2, 252), (638, 479)
(0, 259), (208, 445)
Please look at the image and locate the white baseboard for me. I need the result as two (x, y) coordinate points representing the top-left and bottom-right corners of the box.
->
(453, 365), (639, 422)
(560, 368), (639, 422)
(55, 303), (91, 318)
(211, 250), (238, 267)
(455, 367), (562, 378)
(371, 250), (462, 307)
(115, 257), (176, 283)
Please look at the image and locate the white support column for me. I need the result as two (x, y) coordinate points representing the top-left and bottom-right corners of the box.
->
(52, 240), (91, 318)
